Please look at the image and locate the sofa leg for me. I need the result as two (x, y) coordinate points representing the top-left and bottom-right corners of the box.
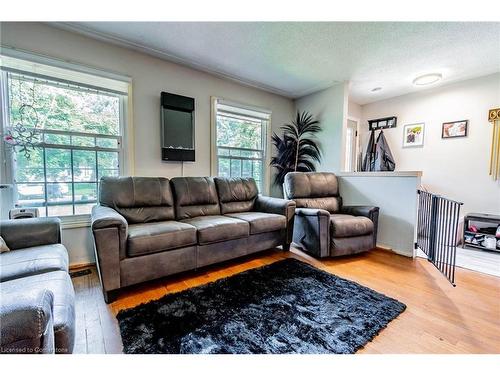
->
(103, 289), (118, 304)
(282, 243), (291, 251)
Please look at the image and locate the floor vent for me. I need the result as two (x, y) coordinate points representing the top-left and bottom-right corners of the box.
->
(70, 269), (92, 278)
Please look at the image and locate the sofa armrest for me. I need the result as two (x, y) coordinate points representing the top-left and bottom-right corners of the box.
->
(341, 205), (379, 219)
(341, 205), (380, 245)
(0, 289), (55, 354)
(0, 217), (61, 250)
(255, 195), (296, 247)
(90, 205), (128, 297)
(255, 195), (295, 217)
(91, 205), (128, 232)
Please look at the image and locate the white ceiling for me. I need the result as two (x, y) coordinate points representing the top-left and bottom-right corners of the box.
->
(55, 22), (500, 105)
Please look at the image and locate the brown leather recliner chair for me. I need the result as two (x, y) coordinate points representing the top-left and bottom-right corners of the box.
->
(283, 172), (379, 258)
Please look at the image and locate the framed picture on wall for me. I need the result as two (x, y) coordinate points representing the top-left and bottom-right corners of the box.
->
(442, 120), (468, 138)
(402, 123), (425, 148)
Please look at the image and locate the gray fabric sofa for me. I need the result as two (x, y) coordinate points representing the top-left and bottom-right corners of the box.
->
(91, 176), (295, 303)
(283, 172), (379, 258)
(0, 218), (75, 354)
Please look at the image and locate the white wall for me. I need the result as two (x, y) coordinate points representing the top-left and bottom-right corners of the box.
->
(359, 74), (500, 216)
(0, 22), (295, 265)
(348, 100), (362, 120)
(294, 83), (349, 173)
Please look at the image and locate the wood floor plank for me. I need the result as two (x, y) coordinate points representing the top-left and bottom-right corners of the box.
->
(71, 248), (500, 354)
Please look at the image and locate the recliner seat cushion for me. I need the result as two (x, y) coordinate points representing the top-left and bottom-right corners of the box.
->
(171, 177), (221, 220)
(127, 221), (197, 257)
(225, 212), (286, 235)
(0, 244), (68, 282)
(330, 214), (374, 238)
(181, 215), (249, 245)
(1, 270), (75, 354)
(214, 177), (258, 214)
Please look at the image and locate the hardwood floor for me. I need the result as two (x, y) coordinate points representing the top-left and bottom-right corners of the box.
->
(71, 248), (500, 354)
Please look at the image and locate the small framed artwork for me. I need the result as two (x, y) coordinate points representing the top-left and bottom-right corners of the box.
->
(442, 120), (468, 139)
(403, 123), (425, 148)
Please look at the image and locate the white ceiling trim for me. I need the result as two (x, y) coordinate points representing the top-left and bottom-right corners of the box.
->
(49, 22), (305, 99)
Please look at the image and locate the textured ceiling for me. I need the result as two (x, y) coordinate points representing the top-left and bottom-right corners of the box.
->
(55, 22), (500, 104)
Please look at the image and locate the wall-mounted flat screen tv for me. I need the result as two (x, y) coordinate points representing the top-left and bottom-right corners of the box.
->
(160, 92), (195, 161)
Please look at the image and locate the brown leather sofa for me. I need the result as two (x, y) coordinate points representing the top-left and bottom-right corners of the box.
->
(283, 172), (379, 258)
(91, 176), (295, 303)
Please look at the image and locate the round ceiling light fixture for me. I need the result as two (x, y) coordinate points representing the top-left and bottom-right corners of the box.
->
(413, 73), (442, 86)
(371, 87), (382, 92)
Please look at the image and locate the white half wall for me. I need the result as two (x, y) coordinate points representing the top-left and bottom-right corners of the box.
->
(359, 73), (500, 217)
(0, 22), (295, 265)
(338, 172), (422, 257)
(294, 83), (349, 173)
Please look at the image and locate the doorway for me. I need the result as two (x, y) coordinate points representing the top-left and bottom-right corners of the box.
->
(345, 118), (359, 172)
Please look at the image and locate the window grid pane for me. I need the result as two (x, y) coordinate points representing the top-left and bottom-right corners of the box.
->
(215, 105), (267, 192)
(7, 72), (123, 218)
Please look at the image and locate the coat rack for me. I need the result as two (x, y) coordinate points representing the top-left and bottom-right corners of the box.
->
(488, 108), (500, 180)
(368, 116), (397, 131)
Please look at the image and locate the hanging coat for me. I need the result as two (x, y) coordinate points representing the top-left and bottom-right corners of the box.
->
(362, 129), (376, 171)
(373, 130), (396, 171)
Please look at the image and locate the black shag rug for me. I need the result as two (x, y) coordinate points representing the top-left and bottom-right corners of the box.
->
(117, 258), (406, 354)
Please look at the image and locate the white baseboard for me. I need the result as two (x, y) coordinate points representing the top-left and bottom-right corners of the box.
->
(377, 243), (414, 258)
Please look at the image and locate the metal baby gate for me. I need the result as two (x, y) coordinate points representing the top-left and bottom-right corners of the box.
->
(416, 190), (463, 286)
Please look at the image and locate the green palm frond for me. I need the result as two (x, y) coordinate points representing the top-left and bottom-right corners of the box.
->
(270, 111), (322, 186)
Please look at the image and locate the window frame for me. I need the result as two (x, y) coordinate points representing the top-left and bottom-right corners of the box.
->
(0, 58), (130, 227)
(210, 97), (271, 194)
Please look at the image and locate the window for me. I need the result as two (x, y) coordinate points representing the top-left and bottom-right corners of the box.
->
(1, 59), (128, 218)
(212, 100), (270, 192)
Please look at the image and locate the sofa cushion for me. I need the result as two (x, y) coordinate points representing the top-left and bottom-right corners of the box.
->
(0, 217), (61, 250)
(293, 197), (342, 213)
(285, 172), (339, 198)
(214, 177), (258, 214)
(127, 221), (197, 257)
(284, 172), (342, 213)
(181, 215), (249, 245)
(171, 177), (221, 220)
(99, 176), (175, 223)
(225, 212), (286, 235)
(330, 214), (374, 238)
(0, 244), (69, 282)
(1, 270), (75, 354)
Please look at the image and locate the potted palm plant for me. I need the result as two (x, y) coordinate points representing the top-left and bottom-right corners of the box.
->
(270, 111), (322, 187)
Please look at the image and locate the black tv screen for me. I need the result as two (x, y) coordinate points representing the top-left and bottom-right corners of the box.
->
(161, 108), (194, 149)
(160, 92), (195, 161)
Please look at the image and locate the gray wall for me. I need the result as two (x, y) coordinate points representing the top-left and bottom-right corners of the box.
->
(294, 83), (348, 173)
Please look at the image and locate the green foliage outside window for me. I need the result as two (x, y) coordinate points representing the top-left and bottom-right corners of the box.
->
(216, 114), (265, 190)
(7, 74), (122, 216)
